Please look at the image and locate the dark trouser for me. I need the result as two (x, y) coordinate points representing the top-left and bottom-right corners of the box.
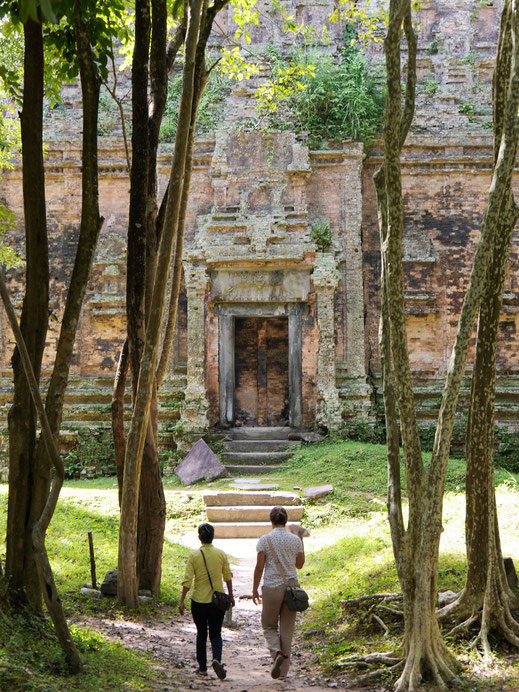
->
(191, 600), (225, 671)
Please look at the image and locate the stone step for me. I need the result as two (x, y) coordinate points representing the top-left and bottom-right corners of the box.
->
(223, 440), (299, 452)
(227, 427), (296, 440)
(206, 505), (303, 522)
(224, 465), (286, 475)
(212, 522), (302, 539)
(221, 451), (293, 465)
(203, 490), (299, 506)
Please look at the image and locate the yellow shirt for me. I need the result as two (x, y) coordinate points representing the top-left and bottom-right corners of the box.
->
(182, 544), (233, 604)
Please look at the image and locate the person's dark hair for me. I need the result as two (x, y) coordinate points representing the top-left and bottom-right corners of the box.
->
(270, 506), (288, 526)
(198, 523), (215, 544)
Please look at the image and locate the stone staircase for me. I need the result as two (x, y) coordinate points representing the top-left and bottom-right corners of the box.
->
(203, 490), (303, 538)
(221, 427), (301, 475)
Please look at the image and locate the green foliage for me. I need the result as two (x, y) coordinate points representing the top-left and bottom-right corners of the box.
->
(0, 204), (23, 268)
(159, 69), (231, 142)
(63, 429), (116, 479)
(495, 428), (519, 473)
(458, 99), (487, 123)
(311, 221), (332, 252)
(342, 418), (385, 444)
(280, 42), (385, 148)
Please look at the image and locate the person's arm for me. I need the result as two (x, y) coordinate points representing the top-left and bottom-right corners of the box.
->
(295, 537), (305, 569)
(179, 553), (194, 615)
(252, 551), (265, 605)
(225, 579), (235, 607)
(179, 586), (189, 615)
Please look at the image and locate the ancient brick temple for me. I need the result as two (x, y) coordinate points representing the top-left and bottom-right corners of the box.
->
(1, 0), (518, 457)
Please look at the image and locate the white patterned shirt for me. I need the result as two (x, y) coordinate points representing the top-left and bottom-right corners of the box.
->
(257, 527), (303, 588)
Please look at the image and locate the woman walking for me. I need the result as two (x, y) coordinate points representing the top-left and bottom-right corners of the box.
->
(252, 506), (305, 680)
(179, 523), (234, 680)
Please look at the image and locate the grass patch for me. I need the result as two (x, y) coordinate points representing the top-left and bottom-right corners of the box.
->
(0, 613), (164, 691)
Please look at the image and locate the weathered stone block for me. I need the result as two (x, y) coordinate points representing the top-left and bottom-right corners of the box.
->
(100, 569), (118, 596)
(303, 484), (333, 499)
(175, 439), (228, 485)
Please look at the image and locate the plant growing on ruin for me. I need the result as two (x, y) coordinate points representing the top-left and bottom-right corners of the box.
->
(311, 221), (333, 252)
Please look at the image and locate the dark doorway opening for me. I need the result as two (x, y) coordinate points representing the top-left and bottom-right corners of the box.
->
(234, 316), (289, 426)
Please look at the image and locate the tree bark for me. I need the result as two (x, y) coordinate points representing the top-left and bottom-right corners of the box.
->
(112, 339), (129, 506)
(5, 17), (49, 612)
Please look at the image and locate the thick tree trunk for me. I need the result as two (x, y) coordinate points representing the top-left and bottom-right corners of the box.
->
(5, 17), (49, 612)
(0, 272), (82, 672)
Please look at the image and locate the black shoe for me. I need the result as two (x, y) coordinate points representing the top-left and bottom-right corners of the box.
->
(212, 659), (227, 680)
(195, 668), (208, 675)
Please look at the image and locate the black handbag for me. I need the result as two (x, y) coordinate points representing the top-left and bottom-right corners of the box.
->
(284, 586), (309, 612)
(199, 549), (231, 612)
(266, 536), (310, 612)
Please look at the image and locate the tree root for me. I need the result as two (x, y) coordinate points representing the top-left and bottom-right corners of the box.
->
(445, 613), (480, 637)
(348, 660), (404, 687)
(340, 592), (402, 608)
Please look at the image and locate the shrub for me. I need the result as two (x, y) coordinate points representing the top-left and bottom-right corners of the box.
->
(285, 45), (385, 148)
(64, 429), (116, 478)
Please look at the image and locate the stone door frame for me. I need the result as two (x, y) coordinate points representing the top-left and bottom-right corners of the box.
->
(216, 303), (303, 429)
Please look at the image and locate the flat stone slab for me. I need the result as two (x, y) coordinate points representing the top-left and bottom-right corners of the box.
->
(304, 484), (333, 499)
(206, 505), (303, 522)
(203, 490), (299, 506)
(231, 483), (280, 490)
(213, 522), (303, 539)
(175, 439), (228, 485)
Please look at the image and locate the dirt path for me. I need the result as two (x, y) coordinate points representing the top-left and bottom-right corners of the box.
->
(86, 536), (350, 691)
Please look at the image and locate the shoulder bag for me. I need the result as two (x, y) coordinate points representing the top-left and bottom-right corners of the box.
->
(199, 548), (231, 611)
(266, 535), (309, 612)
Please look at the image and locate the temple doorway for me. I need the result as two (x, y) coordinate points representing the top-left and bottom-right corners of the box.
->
(234, 317), (289, 426)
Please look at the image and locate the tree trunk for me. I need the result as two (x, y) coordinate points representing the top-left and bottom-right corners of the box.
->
(375, 0), (519, 688)
(437, 2), (519, 652)
(133, 0), (168, 595)
(32, 0), (103, 477)
(112, 339), (129, 506)
(118, 0), (204, 607)
(5, 17), (49, 612)
(0, 271), (82, 672)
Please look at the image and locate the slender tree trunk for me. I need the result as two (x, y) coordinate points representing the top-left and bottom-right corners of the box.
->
(118, 0), (204, 607)
(438, 2), (519, 652)
(134, 0), (168, 595)
(374, 1), (519, 688)
(112, 339), (129, 506)
(5, 17), (49, 612)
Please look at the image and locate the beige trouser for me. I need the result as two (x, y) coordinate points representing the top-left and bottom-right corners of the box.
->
(261, 584), (298, 677)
